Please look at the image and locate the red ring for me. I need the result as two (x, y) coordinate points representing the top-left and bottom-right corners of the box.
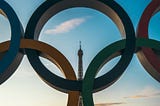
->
(137, 0), (160, 81)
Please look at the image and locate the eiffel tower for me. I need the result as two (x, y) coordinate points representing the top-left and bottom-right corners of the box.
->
(78, 41), (83, 106)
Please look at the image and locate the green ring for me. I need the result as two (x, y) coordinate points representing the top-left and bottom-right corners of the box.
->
(82, 0), (135, 105)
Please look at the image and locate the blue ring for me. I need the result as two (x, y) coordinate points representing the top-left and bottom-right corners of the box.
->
(0, 0), (24, 84)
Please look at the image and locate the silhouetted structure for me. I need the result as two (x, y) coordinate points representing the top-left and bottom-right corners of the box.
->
(78, 41), (83, 106)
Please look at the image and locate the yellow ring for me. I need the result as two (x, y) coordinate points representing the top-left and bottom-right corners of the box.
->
(0, 39), (79, 106)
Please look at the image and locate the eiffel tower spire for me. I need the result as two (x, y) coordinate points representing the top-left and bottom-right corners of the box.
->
(78, 41), (83, 106)
(78, 41), (83, 80)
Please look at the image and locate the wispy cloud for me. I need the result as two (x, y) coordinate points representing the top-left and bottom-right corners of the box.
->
(44, 17), (87, 34)
(124, 95), (149, 99)
(95, 102), (126, 106)
(124, 86), (160, 99)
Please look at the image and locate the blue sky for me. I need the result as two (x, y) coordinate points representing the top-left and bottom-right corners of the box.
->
(0, 0), (160, 106)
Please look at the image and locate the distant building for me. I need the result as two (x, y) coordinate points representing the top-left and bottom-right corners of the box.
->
(78, 41), (83, 106)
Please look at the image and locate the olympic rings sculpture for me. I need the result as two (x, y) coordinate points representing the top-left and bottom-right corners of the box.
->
(0, 0), (160, 106)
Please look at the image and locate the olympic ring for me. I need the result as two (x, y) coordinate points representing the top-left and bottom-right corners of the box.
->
(0, 0), (24, 84)
(0, 0), (160, 106)
(0, 39), (80, 106)
(137, 0), (160, 81)
(81, 0), (135, 105)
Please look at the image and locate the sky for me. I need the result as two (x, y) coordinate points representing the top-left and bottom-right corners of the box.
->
(0, 0), (160, 106)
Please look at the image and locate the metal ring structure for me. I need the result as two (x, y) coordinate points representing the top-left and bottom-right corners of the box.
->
(137, 0), (160, 81)
(1, 0), (160, 106)
(0, 0), (24, 84)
